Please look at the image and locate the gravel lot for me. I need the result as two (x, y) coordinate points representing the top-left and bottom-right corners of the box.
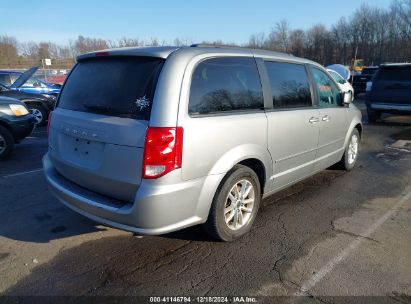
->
(0, 102), (410, 303)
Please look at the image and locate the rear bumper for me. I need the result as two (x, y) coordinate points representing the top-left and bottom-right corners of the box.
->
(366, 102), (411, 114)
(43, 153), (219, 235)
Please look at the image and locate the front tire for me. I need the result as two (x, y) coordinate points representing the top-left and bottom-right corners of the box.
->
(28, 105), (47, 126)
(204, 165), (261, 242)
(335, 129), (360, 171)
(0, 126), (14, 161)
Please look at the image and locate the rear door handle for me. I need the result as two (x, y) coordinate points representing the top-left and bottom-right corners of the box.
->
(309, 117), (319, 124)
(322, 115), (331, 122)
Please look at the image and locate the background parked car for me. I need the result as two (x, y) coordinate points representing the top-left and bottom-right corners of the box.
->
(0, 96), (35, 160)
(351, 66), (378, 96)
(327, 69), (355, 101)
(0, 67), (61, 96)
(0, 82), (56, 126)
(365, 63), (411, 122)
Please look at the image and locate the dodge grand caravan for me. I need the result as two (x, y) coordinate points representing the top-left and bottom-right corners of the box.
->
(43, 45), (362, 241)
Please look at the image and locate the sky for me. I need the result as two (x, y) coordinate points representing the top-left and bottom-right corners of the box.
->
(1, 0), (393, 46)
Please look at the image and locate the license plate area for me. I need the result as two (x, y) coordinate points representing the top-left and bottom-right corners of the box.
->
(60, 134), (104, 169)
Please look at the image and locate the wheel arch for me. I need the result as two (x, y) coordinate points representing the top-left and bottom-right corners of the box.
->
(207, 144), (272, 193)
(238, 158), (266, 194)
(0, 120), (15, 141)
(21, 99), (49, 112)
(195, 146), (272, 223)
(355, 123), (362, 138)
(344, 117), (363, 148)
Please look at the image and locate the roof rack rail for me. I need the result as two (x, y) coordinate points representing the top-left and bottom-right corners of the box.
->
(190, 43), (294, 57)
(190, 43), (245, 49)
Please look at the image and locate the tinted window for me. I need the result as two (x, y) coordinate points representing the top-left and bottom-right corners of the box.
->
(312, 68), (342, 107)
(189, 57), (263, 115)
(264, 62), (312, 109)
(375, 66), (411, 82)
(58, 57), (164, 120)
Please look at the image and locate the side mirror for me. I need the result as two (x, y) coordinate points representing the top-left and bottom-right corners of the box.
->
(342, 92), (351, 104)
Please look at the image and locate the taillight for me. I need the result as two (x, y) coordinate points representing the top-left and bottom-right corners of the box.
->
(47, 111), (53, 134)
(143, 127), (183, 179)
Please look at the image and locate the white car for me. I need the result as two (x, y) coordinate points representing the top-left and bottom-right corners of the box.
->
(327, 69), (355, 101)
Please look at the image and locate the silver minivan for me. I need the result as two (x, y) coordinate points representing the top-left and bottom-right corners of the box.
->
(43, 45), (362, 241)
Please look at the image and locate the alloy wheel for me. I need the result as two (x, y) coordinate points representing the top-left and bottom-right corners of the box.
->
(30, 108), (43, 125)
(347, 134), (358, 164)
(224, 179), (255, 230)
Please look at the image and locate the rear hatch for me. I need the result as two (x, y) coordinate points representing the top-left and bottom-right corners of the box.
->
(49, 56), (164, 202)
(370, 65), (411, 104)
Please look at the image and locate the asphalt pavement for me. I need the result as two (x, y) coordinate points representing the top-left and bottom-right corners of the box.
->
(0, 103), (410, 303)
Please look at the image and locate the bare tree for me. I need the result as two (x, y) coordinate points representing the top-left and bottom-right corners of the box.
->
(248, 32), (265, 49)
(1, 0), (411, 69)
(0, 36), (18, 67)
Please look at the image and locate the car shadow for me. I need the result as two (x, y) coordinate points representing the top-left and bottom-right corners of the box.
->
(0, 172), (107, 243)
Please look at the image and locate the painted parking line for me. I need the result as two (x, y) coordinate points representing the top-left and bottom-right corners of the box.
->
(294, 189), (411, 296)
(256, 189), (411, 296)
(2, 168), (44, 178)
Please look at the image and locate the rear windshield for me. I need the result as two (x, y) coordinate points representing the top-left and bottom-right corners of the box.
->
(58, 56), (164, 120)
(374, 66), (411, 82)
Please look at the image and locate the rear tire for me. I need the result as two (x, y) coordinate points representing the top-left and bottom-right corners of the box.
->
(335, 129), (360, 171)
(0, 126), (14, 161)
(203, 165), (261, 242)
(28, 104), (47, 126)
(367, 107), (380, 123)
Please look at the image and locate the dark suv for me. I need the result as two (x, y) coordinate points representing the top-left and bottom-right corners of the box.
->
(366, 64), (411, 122)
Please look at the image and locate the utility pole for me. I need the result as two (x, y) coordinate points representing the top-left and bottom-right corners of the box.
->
(351, 46), (358, 84)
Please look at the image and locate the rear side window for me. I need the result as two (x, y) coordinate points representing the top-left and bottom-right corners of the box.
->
(375, 66), (411, 82)
(189, 57), (263, 115)
(264, 61), (312, 109)
(58, 56), (164, 120)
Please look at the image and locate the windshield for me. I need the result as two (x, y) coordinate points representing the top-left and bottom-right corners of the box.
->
(58, 56), (164, 120)
(329, 70), (344, 83)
